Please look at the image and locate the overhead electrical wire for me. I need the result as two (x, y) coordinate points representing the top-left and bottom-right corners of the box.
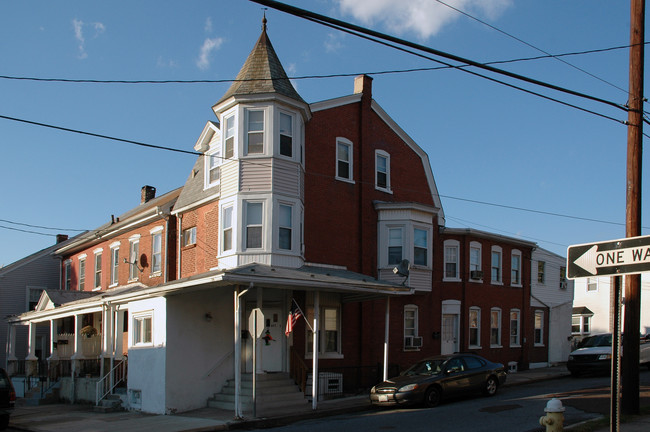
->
(0, 218), (87, 232)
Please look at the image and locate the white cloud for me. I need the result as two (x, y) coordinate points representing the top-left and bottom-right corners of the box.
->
(205, 17), (213, 33)
(324, 32), (344, 53)
(72, 19), (106, 59)
(196, 37), (224, 70)
(335, 0), (512, 40)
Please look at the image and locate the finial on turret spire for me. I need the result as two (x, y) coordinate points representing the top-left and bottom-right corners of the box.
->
(262, 9), (268, 32)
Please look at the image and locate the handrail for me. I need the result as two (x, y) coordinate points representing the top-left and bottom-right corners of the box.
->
(289, 347), (309, 393)
(203, 350), (234, 379)
(95, 358), (127, 406)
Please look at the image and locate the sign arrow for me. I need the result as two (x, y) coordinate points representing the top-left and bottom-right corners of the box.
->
(573, 245), (598, 275)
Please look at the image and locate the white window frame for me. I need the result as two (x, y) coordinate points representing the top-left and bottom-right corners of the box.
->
(27, 286), (46, 311)
(245, 201), (264, 250)
(245, 108), (265, 155)
(93, 249), (102, 290)
(205, 148), (221, 188)
(509, 309), (521, 347)
(572, 314), (592, 335)
(511, 249), (522, 287)
(490, 308), (502, 348)
(586, 277), (598, 292)
(443, 240), (460, 281)
(221, 204), (234, 253)
(182, 226), (197, 247)
(469, 241), (482, 281)
(64, 260), (72, 290)
(469, 307), (481, 349)
(534, 310), (544, 346)
(537, 261), (546, 284)
(78, 255), (86, 291)
(491, 246), (503, 284)
(388, 227), (403, 265)
(306, 306), (342, 358)
(110, 243), (120, 287)
(279, 111), (293, 158)
(150, 227), (163, 275)
(223, 112), (236, 159)
(413, 227), (428, 267)
(128, 236), (140, 281)
(335, 137), (354, 182)
(278, 203), (293, 251)
(132, 312), (153, 346)
(375, 150), (391, 192)
(404, 304), (420, 351)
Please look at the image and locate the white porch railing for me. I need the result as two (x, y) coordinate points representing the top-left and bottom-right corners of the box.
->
(95, 358), (127, 405)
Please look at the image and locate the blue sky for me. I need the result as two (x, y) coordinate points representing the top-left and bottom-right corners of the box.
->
(0, 0), (647, 267)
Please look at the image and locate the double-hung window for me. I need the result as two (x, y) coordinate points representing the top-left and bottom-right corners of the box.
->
(307, 306), (341, 356)
(491, 246), (502, 283)
(246, 109), (264, 154)
(470, 243), (481, 272)
(129, 238), (140, 281)
(469, 307), (481, 348)
(78, 257), (86, 291)
(490, 308), (501, 347)
(222, 206), (233, 252)
(110, 245), (120, 286)
(388, 228), (403, 265)
(279, 204), (292, 250)
(182, 227), (197, 247)
(511, 250), (521, 286)
(246, 202), (263, 249)
(336, 138), (353, 181)
(133, 313), (153, 346)
(413, 228), (428, 266)
(279, 112), (293, 157)
(510, 310), (521, 346)
(224, 114), (235, 159)
(151, 231), (162, 274)
(94, 251), (102, 289)
(375, 150), (390, 191)
(534, 311), (544, 345)
(207, 150), (221, 186)
(64, 260), (72, 290)
(404, 305), (419, 350)
(537, 261), (546, 284)
(444, 240), (459, 280)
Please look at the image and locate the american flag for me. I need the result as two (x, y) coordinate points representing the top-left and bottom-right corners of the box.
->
(285, 299), (303, 337)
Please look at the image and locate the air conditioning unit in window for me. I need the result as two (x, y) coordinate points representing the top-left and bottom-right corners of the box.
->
(470, 270), (483, 280)
(404, 336), (423, 350)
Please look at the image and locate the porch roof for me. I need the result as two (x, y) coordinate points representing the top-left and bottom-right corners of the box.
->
(7, 264), (411, 324)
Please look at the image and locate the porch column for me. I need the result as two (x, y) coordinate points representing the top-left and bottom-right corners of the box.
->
(102, 304), (115, 358)
(48, 319), (58, 360)
(26, 322), (38, 361)
(311, 291), (320, 410)
(71, 314), (83, 360)
(383, 296), (390, 381)
(114, 308), (125, 360)
(6, 324), (17, 362)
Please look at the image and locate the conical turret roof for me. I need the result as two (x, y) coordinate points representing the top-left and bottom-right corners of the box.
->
(216, 18), (305, 106)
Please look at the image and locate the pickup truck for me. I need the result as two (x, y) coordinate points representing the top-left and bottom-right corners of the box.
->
(567, 333), (650, 376)
(0, 368), (15, 430)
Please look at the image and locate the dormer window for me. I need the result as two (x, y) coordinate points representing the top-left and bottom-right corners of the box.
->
(246, 109), (264, 154)
(280, 112), (293, 157)
(207, 150), (221, 186)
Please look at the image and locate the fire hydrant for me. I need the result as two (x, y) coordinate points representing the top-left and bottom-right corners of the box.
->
(539, 398), (565, 432)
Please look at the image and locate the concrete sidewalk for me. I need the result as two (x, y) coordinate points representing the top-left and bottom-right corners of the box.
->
(6, 365), (647, 432)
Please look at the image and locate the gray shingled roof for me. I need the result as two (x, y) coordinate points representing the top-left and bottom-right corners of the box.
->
(215, 20), (304, 106)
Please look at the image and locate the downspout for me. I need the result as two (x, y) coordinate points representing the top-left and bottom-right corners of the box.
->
(164, 216), (170, 283)
(177, 215), (182, 281)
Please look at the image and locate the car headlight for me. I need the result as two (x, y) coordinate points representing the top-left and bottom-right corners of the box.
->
(598, 354), (612, 360)
(568, 355), (574, 361)
(398, 383), (419, 392)
(370, 386), (376, 394)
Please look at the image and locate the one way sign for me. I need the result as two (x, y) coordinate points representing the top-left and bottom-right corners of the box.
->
(567, 235), (650, 279)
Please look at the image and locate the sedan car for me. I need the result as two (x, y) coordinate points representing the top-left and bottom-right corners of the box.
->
(567, 333), (650, 376)
(370, 353), (507, 408)
(0, 368), (15, 430)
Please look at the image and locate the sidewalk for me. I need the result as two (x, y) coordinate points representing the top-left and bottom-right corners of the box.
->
(6, 365), (647, 432)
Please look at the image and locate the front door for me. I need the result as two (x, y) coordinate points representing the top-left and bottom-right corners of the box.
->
(441, 314), (459, 354)
(261, 308), (283, 372)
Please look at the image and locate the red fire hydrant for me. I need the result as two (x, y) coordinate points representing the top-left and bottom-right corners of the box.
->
(539, 398), (565, 432)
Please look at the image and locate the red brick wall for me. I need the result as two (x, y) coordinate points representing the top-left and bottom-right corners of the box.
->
(178, 201), (220, 278)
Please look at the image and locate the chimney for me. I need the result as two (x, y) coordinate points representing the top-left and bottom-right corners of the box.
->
(141, 185), (156, 204)
(354, 74), (373, 97)
(56, 234), (68, 244)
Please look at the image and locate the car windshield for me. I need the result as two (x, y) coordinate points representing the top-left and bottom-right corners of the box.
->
(580, 334), (612, 348)
(402, 359), (445, 376)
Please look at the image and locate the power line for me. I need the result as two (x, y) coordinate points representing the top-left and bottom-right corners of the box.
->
(0, 224), (57, 237)
(0, 218), (87, 232)
(250, 0), (628, 114)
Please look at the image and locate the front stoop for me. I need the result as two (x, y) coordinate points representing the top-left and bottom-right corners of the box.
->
(94, 388), (127, 413)
(208, 373), (308, 416)
(22, 382), (61, 406)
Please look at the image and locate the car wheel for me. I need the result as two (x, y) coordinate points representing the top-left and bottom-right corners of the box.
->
(483, 376), (498, 396)
(424, 386), (441, 408)
(0, 414), (9, 431)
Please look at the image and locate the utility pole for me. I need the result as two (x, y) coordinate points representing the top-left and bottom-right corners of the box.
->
(622, 0), (645, 416)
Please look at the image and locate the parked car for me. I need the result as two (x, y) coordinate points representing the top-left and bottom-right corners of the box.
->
(369, 353), (507, 408)
(0, 368), (15, 430)
(567, 333), (650, 376)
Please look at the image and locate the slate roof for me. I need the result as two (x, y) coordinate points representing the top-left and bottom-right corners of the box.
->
(215, 18), (305, 106)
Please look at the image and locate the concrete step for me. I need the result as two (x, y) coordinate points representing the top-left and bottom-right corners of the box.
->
(94, 394), (124, 413)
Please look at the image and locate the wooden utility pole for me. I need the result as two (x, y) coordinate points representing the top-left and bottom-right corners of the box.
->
(622, 0), (645, 416)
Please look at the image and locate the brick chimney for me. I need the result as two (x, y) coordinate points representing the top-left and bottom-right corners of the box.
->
(354, 74), (373, 97)
(141, 185), (156, 204)
(55, 234), (68, 244)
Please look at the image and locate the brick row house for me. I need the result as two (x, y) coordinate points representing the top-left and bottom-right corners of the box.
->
(5, 21), (552, 415)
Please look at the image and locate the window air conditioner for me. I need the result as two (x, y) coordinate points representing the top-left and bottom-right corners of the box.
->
(470, 270), (483, 280)
(404, 336), (423, 349)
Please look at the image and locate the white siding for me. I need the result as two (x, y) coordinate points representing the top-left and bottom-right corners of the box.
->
(240, 158), (272, 192)
(272, 158), (303, 198)
(220, 161), (239, 198)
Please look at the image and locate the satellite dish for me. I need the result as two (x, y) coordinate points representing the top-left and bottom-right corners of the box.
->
(393, 259), (410, 285)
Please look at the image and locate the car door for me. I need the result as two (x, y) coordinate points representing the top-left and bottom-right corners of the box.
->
(441, 358), (471, 396)
(461, 355), (488, 391)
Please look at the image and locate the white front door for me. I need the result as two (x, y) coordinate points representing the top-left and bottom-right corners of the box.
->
(441, 314), (459, 354)
(261, 308), (283, 372)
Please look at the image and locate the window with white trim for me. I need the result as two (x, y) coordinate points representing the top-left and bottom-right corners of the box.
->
(222, 205), (233, 252)
(128, 238), (140, 281)
(469, 307), (481, 348)
(151, 231), (162, 274)
(511, 250), (522, 286)
(404, 304), (419, 350)
(279, 112), (293, 157)
(534, 310), (544, 345)
(336, 138), (353, 181)
(246, 109), (264, 154)
(306, 307), (341, 355)
(388, 227), (403, 265)
(224, 113), (235, 159)
(444, 240), (460, 280)
(469, 242), (481, 272)
(64, 260), (72, 290)
(375, 150), (390, 191)
(509, 309), (521, 346)
(586, 277), (598, 292)
(246, 201), (263, 249)
(182, 227), (197, 247)
(490, 308), (501, 347)
(537, 261), (546, 284)
(78, 257), (86, 291)
(133, 312), (153, 346)
(206, 150), (221, 187)
(28, 286), (45, 310)
(491, 246), (502, 283)
(110, 245), (120, 286)
(413, 228), (428, 266)
(94, 251), (102, 289)
(279, 204), (292, 250)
